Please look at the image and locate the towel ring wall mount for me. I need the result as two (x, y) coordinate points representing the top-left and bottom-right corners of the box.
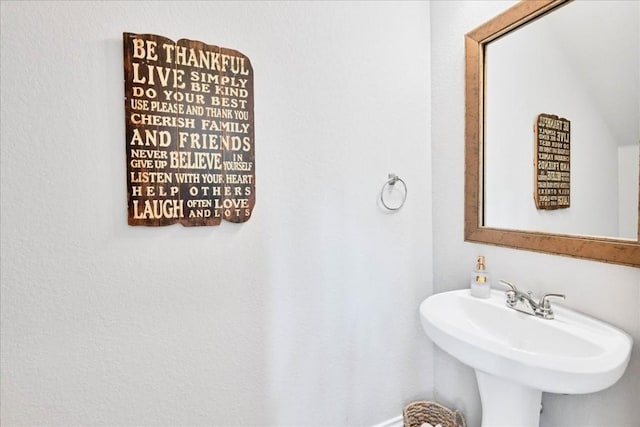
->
(380, 173), (407, 211)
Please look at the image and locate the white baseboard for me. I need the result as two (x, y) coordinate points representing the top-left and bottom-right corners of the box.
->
(371, 414), (403, 427)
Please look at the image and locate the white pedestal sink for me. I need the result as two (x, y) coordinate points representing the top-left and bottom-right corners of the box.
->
(420, 289), (633, 427)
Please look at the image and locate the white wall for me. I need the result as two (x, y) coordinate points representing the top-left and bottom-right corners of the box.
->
(619, 144), (640, 239)
(432, 2), (640, 427)
(0, 1), (433, 425)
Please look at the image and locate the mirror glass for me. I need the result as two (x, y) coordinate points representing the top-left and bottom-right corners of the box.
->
(483, 0), (639, 240)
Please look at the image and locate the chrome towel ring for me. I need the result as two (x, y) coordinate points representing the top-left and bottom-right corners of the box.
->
(380, 173), (407, 211)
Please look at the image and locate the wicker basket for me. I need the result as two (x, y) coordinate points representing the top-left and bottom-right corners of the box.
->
(403, 400), (466, 427)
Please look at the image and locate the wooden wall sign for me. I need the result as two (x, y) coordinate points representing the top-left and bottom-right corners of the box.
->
(534, 113), (570, 210)
(123, 33), (255, 226)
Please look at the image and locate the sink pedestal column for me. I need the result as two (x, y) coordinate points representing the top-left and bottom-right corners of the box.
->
(476, 370), (542, 427)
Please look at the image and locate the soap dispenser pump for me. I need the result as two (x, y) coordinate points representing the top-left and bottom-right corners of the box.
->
(470, 256), (491, 298)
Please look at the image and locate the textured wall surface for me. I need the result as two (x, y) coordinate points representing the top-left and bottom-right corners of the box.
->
(0, 1), (433, 425)
(431, 2), (640, 426)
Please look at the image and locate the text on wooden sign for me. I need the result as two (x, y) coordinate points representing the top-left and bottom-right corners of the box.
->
(534, 113), (570, 210)
(123, 33), (255, 226)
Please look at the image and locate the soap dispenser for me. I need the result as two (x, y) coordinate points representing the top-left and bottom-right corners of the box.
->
(470, 256), (491, 298)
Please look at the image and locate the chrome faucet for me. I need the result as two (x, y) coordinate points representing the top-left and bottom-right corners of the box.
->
(499, 280), (565, 320)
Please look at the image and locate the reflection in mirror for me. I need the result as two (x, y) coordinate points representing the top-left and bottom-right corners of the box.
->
(464, 0), (640, 266)
(483, 0), (639, 240)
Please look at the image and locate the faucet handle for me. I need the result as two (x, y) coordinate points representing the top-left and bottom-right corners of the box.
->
(537, 293), (565, 319)
(539, 293), (565, 308)
(499, 280), (518, 305)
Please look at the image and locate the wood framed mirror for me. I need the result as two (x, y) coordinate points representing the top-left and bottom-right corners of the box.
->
(464, 0), (640, 267)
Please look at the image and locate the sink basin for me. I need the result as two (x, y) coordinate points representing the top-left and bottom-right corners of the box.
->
(420, 289), (632, 426)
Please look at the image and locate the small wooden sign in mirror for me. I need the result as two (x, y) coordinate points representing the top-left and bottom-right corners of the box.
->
(123, 33), (255, 226)
(534, 113), (570, 210)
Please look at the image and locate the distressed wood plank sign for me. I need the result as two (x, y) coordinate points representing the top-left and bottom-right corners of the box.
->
(534, 113), (570, 210)
(123, 33), (255, 226)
